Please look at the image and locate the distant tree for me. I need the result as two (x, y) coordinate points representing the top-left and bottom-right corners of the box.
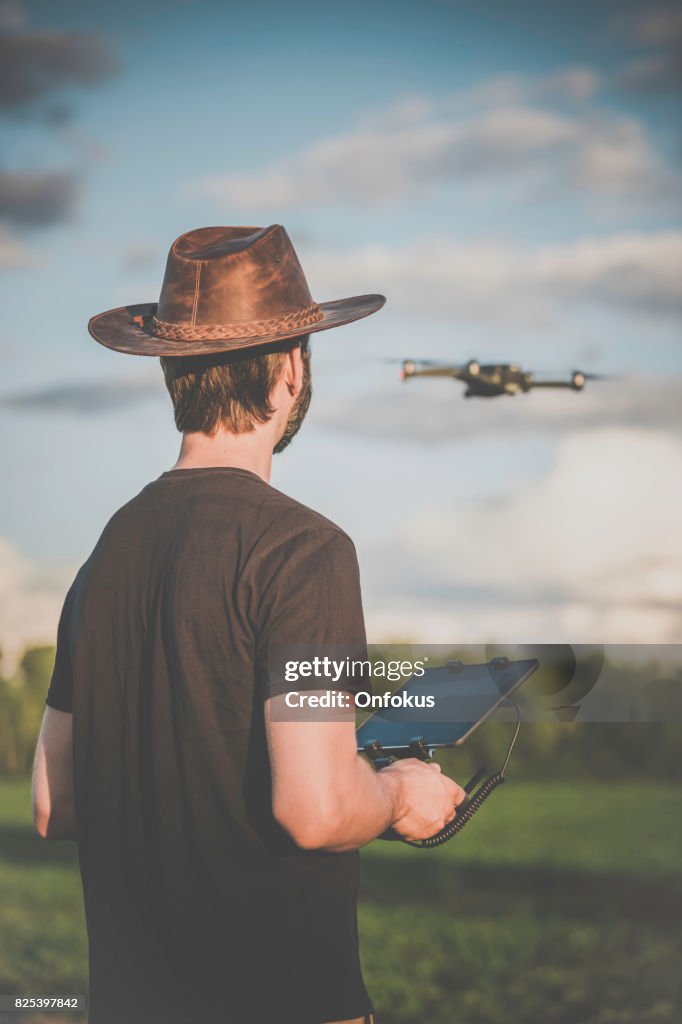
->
(0, 645), (55, 776)
(20, 646), (57, 698)
(0, 676), (23, 774)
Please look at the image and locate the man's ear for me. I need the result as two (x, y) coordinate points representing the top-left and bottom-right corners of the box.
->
(283, 344), (304, 397)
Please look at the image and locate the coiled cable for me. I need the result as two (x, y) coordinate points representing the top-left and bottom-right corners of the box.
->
(404, 700), (521, 850)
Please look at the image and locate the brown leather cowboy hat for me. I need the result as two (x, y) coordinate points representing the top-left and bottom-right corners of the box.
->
(89, 224), (385, 356)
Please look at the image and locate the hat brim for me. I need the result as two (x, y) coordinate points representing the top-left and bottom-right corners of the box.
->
(88, 294), (386, 356)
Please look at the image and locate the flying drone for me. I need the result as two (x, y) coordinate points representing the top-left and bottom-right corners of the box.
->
(399, 359), (606, 398)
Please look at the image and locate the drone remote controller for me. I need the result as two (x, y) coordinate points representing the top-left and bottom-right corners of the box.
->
(365, 707), (520, 849)
(356, 656), (537, 849)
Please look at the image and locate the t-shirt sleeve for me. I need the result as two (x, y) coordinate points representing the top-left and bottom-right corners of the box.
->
(45, 581), (77, 713)
(254, 526), (369, 700)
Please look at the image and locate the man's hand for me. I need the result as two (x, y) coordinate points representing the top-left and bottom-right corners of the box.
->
(379, 759), (466, 842)
(266, 694), (466, 851)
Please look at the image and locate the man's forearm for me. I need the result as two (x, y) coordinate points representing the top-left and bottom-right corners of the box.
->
(294, 753), (464, 853)
(267, 699), (461, 852)
(312, 755), (403, 852)
(32, 707), (77, 842)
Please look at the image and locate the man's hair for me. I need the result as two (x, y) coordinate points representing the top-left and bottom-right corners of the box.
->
(160, 336), (310, 435)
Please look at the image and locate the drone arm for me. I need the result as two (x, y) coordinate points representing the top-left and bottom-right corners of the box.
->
(409, 366), (467, 380)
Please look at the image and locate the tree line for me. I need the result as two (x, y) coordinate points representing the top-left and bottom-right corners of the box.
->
(0, 644), (679, 779)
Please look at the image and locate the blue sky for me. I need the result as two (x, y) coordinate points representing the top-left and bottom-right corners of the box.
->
(1, 0), (681, 666)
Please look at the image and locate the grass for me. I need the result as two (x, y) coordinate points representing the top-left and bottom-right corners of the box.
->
(360, 780), (682, 1023)
(1, 779), (681, 1024)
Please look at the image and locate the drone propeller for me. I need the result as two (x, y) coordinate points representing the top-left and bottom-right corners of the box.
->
(378, 358), (440, 366)
(533, 369), (615, 381)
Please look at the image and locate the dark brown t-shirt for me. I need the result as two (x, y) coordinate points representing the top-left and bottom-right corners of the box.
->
(46, 467), (372, 1024)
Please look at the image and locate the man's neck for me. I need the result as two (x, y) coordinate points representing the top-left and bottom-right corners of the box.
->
(171, 427), (275, 482)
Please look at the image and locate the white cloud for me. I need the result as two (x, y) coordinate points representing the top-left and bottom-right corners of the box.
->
(616, 5), (682, 94)
(319, 376), (682, 446)
(539, 67), (601, 102)
(0, 3), (26, 31)
(0, 538), (72, 674)
(186, 85), (675, 210)
(631, 6), (682, 47)
(452, 67), (601, 108)
(305, 230), (682, 325)
(618, 54), (682, 93)
(1, 373), (163, 415)
(363, 430), (682, 645)
(0, 225), (36, 269)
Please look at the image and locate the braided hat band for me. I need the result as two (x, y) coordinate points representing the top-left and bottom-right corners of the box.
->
(149, 302), (324, 342)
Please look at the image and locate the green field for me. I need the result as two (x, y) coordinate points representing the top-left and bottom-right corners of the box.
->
(1, 779), (681, 1024)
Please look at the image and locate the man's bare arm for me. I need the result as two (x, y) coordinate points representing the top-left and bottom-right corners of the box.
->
(32, 706), (76, 841)
(266, 693), (465, 852)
